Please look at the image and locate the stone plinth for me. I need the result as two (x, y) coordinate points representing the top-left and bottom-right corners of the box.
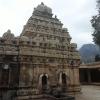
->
(16, 94), (75, 100)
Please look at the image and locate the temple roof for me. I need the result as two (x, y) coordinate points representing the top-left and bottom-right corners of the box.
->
(2, 29), (15, 40)
(36, 2), (52, 14)
(33, 2), (53, 17)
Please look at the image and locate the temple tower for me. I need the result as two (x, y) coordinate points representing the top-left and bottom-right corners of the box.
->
(18, 2), (80, 98)
(0, 2), (80, 100)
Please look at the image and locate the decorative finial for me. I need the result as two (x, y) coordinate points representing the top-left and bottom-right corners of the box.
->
(55, 15), (57, 19)
(7, 29), (11, 33)
(41, 2), (44, 5)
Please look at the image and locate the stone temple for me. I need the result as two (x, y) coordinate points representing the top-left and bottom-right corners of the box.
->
(0, 2), (80, 100)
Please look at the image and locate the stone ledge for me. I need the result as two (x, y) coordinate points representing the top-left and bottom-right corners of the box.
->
(16, 94), (75, 100)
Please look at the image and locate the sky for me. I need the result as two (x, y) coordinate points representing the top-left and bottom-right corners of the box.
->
(0, 0), (97, 48)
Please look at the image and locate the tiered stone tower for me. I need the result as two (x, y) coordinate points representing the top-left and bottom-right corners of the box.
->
(0, 2), (80, 100)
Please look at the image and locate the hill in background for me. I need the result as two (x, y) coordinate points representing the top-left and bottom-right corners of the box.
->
(79, 44), (100, 63)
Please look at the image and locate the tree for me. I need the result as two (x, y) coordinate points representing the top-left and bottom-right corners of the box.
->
(95, 54), (100, 62)
(91, 0), (100, 46)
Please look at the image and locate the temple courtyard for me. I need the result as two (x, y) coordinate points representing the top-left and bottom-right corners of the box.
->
(76, 85), (100, 100)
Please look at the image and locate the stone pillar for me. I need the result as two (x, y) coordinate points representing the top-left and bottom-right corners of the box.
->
(87, 69), (91, 83)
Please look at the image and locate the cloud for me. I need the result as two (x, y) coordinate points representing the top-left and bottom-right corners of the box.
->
(71, 32), (94, 48)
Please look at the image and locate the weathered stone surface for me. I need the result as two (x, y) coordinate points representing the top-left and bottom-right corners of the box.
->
(0, 2), (80, 100)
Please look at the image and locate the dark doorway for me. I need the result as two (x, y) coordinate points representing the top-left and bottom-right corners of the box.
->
(62, 73), (67, 92)
(62, 73), (66, 85)
(42, 75), (47, 91)
(1, 67), (9, 86)
(91, 69), (100, 82)
(79, 69), (88, 84)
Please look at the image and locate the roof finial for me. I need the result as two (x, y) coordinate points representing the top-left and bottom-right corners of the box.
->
(7, 29), (11, 33)
(41, 2), (44, 5)
(55, 15), (57, 19)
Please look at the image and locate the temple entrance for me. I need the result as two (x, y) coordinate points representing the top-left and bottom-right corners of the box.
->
(42, 75), (48, 91)
(62, 73), (67, 85)
(1, 67), (9, 86)
(61, 73), (67, 92)
(0, 63), (10, 86)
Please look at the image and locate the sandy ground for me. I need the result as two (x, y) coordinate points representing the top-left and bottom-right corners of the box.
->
(75, 85), (100, 100)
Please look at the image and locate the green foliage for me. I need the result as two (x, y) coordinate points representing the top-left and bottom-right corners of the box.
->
(95, 54), (100, 62)
(91, 0), (100, 46)
(97, 0), (100, 11)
